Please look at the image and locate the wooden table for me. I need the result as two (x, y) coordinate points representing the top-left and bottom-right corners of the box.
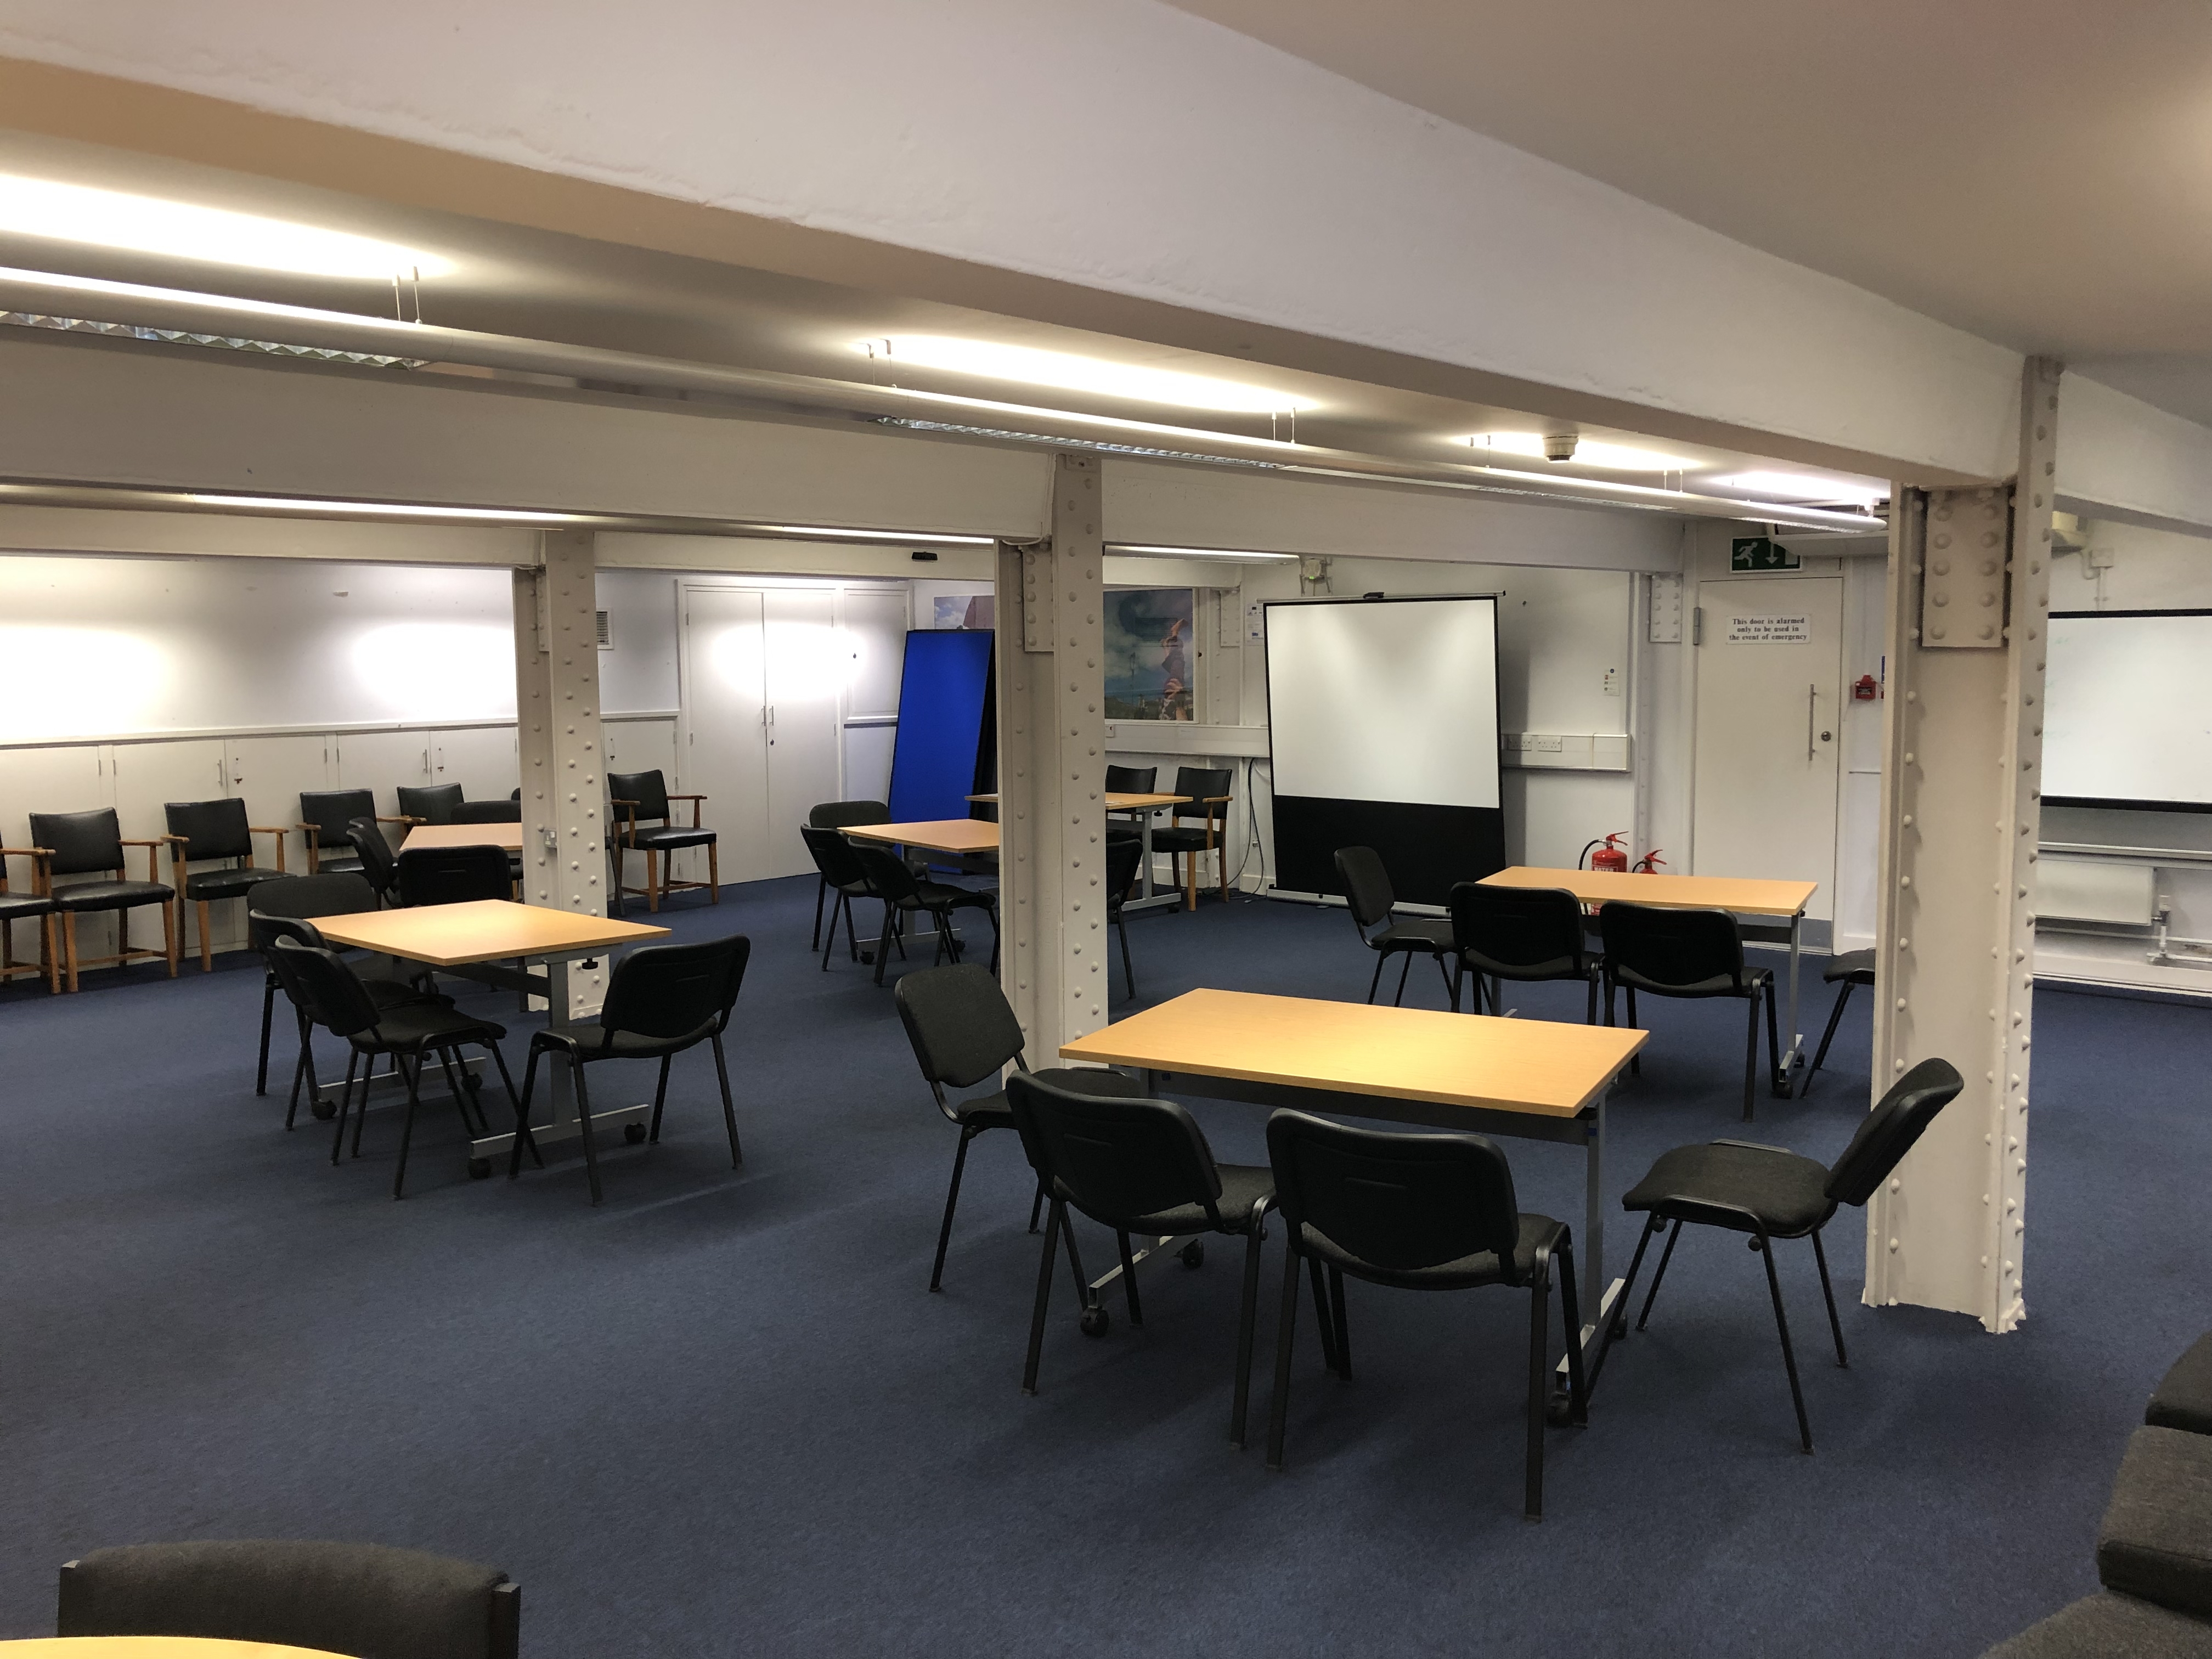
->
(1480, 865), (1820, 1095)
(316, 900), (670, 1168)
(399, 822), (524, 853)
(1, 1643), (351, 1659)
(1062, 988), (1645, 1382)
(970, 792), (1189, 910)
(843, 819), (1001, 857)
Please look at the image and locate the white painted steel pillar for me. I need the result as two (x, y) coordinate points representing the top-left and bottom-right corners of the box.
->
(514, 527), (610, 1019)
(1865, 359), (2061, 1331)
(996, 454), (1110, 1056)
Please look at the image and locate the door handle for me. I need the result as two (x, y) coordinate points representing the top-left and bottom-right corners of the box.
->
(1807, 684), (1816, 760)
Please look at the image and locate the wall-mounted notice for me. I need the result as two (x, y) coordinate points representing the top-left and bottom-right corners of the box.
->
(1726, 613), (1811, 644)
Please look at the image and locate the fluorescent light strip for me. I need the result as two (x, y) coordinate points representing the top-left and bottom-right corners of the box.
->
(1108, 543), (1300, 563)
(1462, 463), (1883, 529)
(1463, 433), (1697, 472)
(755, 524), (994, 546)
(861, 335), (1311, 415)
(187, 493), (583, 523)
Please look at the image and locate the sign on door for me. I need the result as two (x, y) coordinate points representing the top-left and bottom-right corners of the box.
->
(1726, 614), (1812, 644)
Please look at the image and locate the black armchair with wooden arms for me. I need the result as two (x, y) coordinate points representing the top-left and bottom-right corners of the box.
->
(29, 808), (179, 991)
(297, 789), (412, 876)
(1149, 764), (1235, 910)
(165, 797), (290, 971)
(608, 768), (718, 911)
(0, 840), (59, 994)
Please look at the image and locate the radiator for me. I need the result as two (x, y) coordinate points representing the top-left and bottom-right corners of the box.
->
(2036, 856), (2158, 926)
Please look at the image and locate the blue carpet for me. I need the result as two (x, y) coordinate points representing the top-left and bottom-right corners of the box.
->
(0, 881), (2199, 1658)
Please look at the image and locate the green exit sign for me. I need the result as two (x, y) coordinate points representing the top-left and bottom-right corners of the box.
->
(1731, 536), (1799, 571)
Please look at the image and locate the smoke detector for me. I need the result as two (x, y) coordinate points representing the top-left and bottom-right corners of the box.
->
(1542, 432), (1579, 462)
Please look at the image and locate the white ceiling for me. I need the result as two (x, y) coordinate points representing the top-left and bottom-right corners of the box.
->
(1167, 0), (2212, 425)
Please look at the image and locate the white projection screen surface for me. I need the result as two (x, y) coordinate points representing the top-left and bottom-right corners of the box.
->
(1265, 595), (1504, 902)
(2045, 610), (2212, 811)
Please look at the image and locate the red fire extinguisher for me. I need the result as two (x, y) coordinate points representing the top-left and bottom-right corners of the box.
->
(1583, 832), (1630, 873)
(1633, 849), (1667, 873)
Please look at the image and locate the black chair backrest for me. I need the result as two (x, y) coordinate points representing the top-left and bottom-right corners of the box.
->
(1171, 765), (1233, 825)
(300, 789), (374, 845)
(348, 820), (398, 895)
(808, 800), (890, 829)
(246, 872), (379, 923)
(893, 963), (1026, 1089)
(1006, 1071), (1224, 1228)
(249, 910), (329, 958)
(27, 809), (125, 877)
(396, 783), (464, 825)
(164, 798), (253, 862)
(1450, 882), (1589, 975)
(1266, 1109), (1525, 1278)
(1823, 1058), (1966, 1206)
(851, 842), (922, 905)
(1104, 836), (1143, 910)
(396, 844), (510, 907)
(800, 824), (871, 890)
(1105, 764), (1157, 793)
(451, 800), (521, 824)
(1334, 845), (1396, 930)
(608, 769), (673, 822)
(57, 1538), (518, 1659)
(597, 934), (751, 1044)
(1599, 901), (1746, 990)
(269, 937), (381, 1039)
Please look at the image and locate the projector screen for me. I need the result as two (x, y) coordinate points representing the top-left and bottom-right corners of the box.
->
(1265, 595), (1504, 903)
(2045, 610), (2212, 812)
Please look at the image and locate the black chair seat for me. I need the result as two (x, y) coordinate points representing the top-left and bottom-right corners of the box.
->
(0, 890), (53, 919)
(1126, 1161), (1279, 1238)
(910, 881), (995, 911)
(52, 879), (174, 914)
(951, 1065), (1146, 1130)
(313, 853), (366, 876)
(2150, 1334), (2212, 1437)
(1623, 1141), (1835, 1238)
(1149, 826), (1213, 853)
(184, 866), (289, 901)
(1825, 947), (1877, 985)
(1295, 1210), (1565, 1291)
(353, 1002), (509, 1055)
(628, 825), (716, 851)
(1611, 963), (1770, 998)
(1370, 917), (1455, 952)
(1460, 949), (1588, 981)
(535, 1019), (716, 1062)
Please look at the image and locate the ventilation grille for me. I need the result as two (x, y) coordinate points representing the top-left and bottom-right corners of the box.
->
(595, 609), (612, 648)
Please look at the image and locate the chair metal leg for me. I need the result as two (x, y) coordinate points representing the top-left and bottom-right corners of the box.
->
(1525, 1262), (1551, 1520)
(811, 877), (828, 951)
(392, 1052), (426, 1200)
(1435, 951), (1456, 1005)
(511, 1044), (545, 1178)
(285, 1011), (314, 1132)
(1392, 951), (1414, 1007)
(873, 903), (894, 986)
(820, 893), (844, 970)
(648, 1056), (672, 1144)
(1608, 1214), (1662, 1351)
(570, 1052), (605, 1206)
(1328, 1263), (1351, 1379)
(1743, 985), (1762, 1121)
(1266, 1244), (1301, 1470)
(1556, 1233), (1588, 1425)
(1308, 1257), (1341, 1376)
(711, 1032), (742, 1166)
(434, 1046), (477, 1137)
(1804, 980), (1856, 1096)
(1231, 1218), (1265, 1448)
(1116, 1229), (1144, 1325)
(1765, 972), (1786, 1097)
(1117, 913), (1133, 1000)
(1811, 1228), (1848, 1367)
(329, 1050), (357, 1163)
(256, 978), (276, 1095)
(1585, 968), (1598, 1026)
(1023, 1199), (1063, 1396)
(1028, 1178), (1045, 1234)
(1638, 1218), (1684, 1330)
(1757, 1234), (1814, 1452)
(930, 1127), (978, 1292)
(492, 1042), (540, 1171)
(1365, 952), (1386, 1005)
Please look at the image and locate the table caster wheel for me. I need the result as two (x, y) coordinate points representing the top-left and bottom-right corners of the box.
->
(1547, 1390), (1576, 1427)
(1608, 1317), (1628, 1343)
(1180, 1242), (1205, 1269)
(311, 1102), (337, 1122)
(624, 1123), (648, 1145)
(1080, 1305), (1110, 1339)
(468, 1158), (492, 1180)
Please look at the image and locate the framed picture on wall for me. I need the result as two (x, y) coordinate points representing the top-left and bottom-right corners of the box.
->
(1104, 588), (1197, 721)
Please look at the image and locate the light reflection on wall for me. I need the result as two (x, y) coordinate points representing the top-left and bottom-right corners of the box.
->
(766, 622), (856, 703)
(348, 623), (517, 720)
(0, 627), (170, 738)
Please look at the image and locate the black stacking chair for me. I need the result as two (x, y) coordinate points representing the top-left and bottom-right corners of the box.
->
(29, 808), (178, 991)
(0, 842), (59, 994)
(298, 789), (398, 876)
(1151, 765), (1234, 909)
(1600, 901), (1781, 1120)
(800, 825), (879, 969)
(453, 799), (521, 824)
(347, 820), (402, 903)
(247, 872), (441, 1098)
(164, 798), (290, 972)
(608, 768), (717, 912)
(1335, 845), (1455, 1006)
(396, 782), (464, 826)
(806, 801), (890, 947)
(514, 933), (751, 1205)
(251, 907), (449, 1130)
(850, 842), (998, 985)
(1803, 949), (1876, 1094)
(1104, 764), (1157, 848)
(1448, 881), (1600, 1022)
(58, 1538), (519, 1659)
(1262, 1109), (1586, 1517)
(1611, 1057), (1963, 1452)
(1005, 1071), (1277, 1447)
(396, 843), (511, 907)
(1105, 834), (1144, 1000)
(270, 938), (523, 1199)
(893, 963), (1148, 1291)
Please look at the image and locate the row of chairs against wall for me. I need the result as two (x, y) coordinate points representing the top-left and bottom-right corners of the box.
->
(0, 768), (715, 993)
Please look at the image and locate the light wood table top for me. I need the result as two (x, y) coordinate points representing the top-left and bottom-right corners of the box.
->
(313, 899), (668, 967)
(968, 792), (1189, 811)
(399, 822), (524, 853)
(1060, 989), (1644, 1119)
(844, 819), (1001, 856)
(1480, 865), (1818, 918)
(0, 1641), (353, 1659)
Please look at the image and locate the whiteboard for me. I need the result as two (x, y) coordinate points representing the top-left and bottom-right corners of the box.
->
(2045, 611), (2212, 810)
(1266, 596), (1500, 808)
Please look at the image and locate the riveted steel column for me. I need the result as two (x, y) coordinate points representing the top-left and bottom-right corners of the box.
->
(1866, 358), (2059, 1331)
(514, 527), (610, 1018)
(997, 454), (1109, 1055)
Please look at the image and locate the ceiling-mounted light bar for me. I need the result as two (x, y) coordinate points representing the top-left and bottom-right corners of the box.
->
(1463, 432), (1697, 472)
(1107, 543), (1301, 563)
(859, 335), (1312, 415)
(185, 493), (583, 523)
(755, 523), (995, 546)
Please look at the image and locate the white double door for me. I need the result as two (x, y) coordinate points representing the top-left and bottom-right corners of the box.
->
(680, 587), (846, 884)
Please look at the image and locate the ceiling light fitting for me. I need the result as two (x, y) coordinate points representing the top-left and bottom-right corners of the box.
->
(860, 335), (1311, 415)
(1464, 432), (1697, 472)
(1106, 544), (1301, 563)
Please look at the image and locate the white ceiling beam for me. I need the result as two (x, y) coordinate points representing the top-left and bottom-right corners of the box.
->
(2056, 373), (2212, 538)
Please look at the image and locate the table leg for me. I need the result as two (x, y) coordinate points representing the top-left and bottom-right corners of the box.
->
(1558, 1086), (1623, 1406)
(1785, 912), (1804, 1096)
(1141, 811), (1155, 900)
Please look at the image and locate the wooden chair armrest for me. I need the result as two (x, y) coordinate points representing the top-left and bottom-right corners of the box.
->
(0, 846), (53, 857)
(251, 825), (290, 872)
(377, 815), (420, 827)
(122, 837), (184, 847)
(1203, 794), (1234, 804)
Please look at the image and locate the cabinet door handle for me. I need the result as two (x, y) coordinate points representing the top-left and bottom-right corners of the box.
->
(1806, 684), (1816, 760)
